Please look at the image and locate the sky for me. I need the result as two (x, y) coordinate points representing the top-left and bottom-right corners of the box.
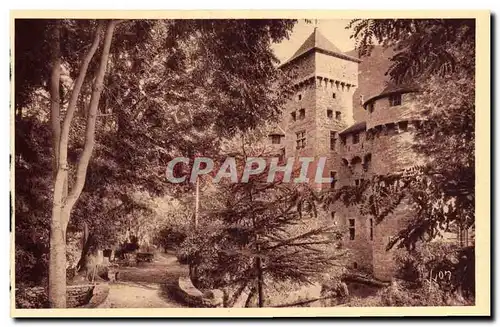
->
(272, 19), (356, 64)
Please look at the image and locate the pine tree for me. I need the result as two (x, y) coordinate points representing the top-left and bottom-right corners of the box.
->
(180, 136), (346, 307)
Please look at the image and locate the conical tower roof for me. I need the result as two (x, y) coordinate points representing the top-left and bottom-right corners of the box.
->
(281, 27), (361, 66)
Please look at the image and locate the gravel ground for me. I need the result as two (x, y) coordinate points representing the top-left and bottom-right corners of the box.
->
(98, 252), (189, 308)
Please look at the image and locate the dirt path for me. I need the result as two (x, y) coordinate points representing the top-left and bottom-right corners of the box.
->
(98, 252), (189, 308)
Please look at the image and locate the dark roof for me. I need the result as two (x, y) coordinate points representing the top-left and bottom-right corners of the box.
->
(339, 121), (367, 135)
(344, 46), (395, 121)
(363, 82), (419, 107)
(281, 28), (361, 67)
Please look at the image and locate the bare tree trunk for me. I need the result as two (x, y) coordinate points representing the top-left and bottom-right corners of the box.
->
(249, 185), (265, 308)
(256, 256), (265, 307)
(48, 208), (68, 308)
(47, 20), (66, 308)
(48, 20), (120, 308)
(194, 177), (199, 229)
(49, 21), (61, 177)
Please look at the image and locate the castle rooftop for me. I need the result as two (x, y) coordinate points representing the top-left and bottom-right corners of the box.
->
(363, 83), (419, 107)
(339, 121), (367, 135)
(280, 28), (361, 67)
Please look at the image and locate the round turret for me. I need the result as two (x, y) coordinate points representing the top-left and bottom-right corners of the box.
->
(363, 84), (424, 175)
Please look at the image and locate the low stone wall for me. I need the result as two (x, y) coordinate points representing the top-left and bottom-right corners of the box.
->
(15, 284), (109, 309)
(67, 285), (94, 308)
(81, 284), (110, 308)
(173, 276), (223, 308)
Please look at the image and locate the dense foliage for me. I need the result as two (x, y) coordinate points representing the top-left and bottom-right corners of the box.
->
(14, 19), (297, 295)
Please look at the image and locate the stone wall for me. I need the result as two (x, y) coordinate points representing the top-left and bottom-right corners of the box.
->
(332, 203), (374, 273)
(366, 92), (421, 129)
(15, 284), (108, 309)
(315, 52), (358, 86)
(372, 201), (413, 281)
(370, 125), (426, 175)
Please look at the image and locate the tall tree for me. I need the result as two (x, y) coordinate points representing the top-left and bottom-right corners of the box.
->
(15, 19), (297, 307)
(48, 19), (122, 308)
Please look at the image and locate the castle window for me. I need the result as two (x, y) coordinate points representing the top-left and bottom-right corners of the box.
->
(296, 131), (306, 149)
(330, 131), (337, 151)
(330, 171), (337, 189)
(298, 94), (302, 101)
(389, 94), (402, 106)
(367, 102), (374, 113)
(270, 135), (281, 145)
(332, 92), (336, 99)
(363, 153), (372, 171)
(279, 148), (286, 161)
(398, 121), (408, 132)
(340, 135), (346, 145)
(335, 111), (342, 120)
(370, 218), (374, 240)
(299, 108), (305, 120)
(352, 133), (360, 144)
(291, 111), (296, 122)
(386, 123), (396, 135)
(349, 219), (355, 240)
(331, 211), (336, 220)
(327, 109), (333, 119)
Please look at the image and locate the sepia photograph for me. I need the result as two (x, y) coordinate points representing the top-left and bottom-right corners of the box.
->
(10, 11), (490, 317)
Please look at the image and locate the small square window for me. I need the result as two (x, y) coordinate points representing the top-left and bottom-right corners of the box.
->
(299, 108), (305, 120)
(327, 109), (333, 119)
(352, 133), (359, 144)
(270, 135), (281, 144)
(389, 94), (402, 106)
(398, 121), (408, 132)
(387, 123), (396, 135)
(370, 218), (374, 241)
(335, 111), (341, 120)
(349, 219), (355, 240)
(296, 131), (306, 149)
(330, 171), (337, 189)
(330, 131), (337, 151)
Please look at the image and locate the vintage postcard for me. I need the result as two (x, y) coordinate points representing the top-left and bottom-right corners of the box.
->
(10, 10), (490, 317)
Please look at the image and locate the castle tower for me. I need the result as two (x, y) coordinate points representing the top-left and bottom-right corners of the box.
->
(362, 84), (425, 281)
(279, 28), (360, 188)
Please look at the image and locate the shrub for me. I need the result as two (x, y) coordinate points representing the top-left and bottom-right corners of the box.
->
(156, 224), (189, 252)
(394, 241), (475, 302)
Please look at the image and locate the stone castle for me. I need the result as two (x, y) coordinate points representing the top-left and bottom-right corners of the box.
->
(268, 28), (427, 281)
